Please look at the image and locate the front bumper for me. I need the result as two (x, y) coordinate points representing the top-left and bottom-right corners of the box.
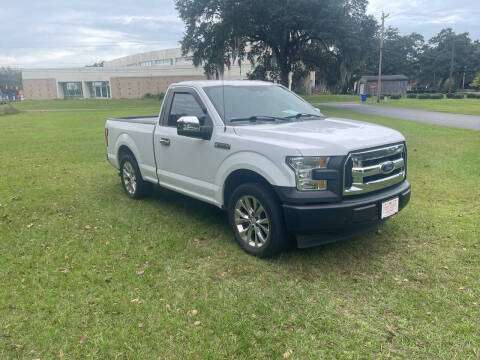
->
(280, 180), (411, 248)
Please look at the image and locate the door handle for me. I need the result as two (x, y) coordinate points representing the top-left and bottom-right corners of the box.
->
(159, 138), (170, 146)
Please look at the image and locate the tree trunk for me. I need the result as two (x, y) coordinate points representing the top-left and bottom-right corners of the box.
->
(280, 70), (290, 87)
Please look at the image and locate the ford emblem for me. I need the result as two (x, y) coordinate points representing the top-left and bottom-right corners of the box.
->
(380, 161), (395, 174)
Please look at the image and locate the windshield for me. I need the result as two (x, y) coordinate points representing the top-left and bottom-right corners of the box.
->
(203, 84), (323, 124)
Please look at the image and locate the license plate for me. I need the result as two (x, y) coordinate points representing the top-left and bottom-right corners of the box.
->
(381, 197), (399, 219)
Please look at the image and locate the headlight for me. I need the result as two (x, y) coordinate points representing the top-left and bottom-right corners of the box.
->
(286, 156), (329, 191)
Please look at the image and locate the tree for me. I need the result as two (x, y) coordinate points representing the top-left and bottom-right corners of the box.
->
(417, 29), (480, 91)
(360, 27), (424, 84)
(86, 61), (105, 67)
(0, 67), (22, 95)
(471, 73), (480, 90)
(175, 0), (376, 88)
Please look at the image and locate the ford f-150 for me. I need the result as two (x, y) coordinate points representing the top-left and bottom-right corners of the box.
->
(105, 80), (411, 257)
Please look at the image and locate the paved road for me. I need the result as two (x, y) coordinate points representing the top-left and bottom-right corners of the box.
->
(319, 102), (480, 130)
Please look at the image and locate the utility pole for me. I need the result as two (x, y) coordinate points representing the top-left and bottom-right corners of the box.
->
(377, 11), (389, 103)
(448, 37), (455, 94)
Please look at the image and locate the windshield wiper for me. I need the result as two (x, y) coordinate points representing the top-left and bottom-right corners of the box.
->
(283, 113), (323, 119)
(230, 115), (283, 123)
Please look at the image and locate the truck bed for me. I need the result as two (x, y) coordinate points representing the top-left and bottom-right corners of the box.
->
(108, 115), (158, 125)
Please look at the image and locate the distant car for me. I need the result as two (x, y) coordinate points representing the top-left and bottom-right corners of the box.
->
(0, 99), (7, 105)
(105, 80), (411, 257)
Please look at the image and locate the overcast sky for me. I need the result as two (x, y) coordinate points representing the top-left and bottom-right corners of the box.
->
(1, 0), (479, 68)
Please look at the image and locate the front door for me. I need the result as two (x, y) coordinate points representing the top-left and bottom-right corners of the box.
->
(153, 88), (222, 205)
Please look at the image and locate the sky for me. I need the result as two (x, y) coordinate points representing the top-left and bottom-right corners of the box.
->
(1, 0), (479, 68)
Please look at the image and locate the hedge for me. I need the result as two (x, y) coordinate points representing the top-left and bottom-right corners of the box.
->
(446, 93), (464, 99)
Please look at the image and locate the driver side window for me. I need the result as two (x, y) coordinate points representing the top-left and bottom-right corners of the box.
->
(168, 93), (208, 127)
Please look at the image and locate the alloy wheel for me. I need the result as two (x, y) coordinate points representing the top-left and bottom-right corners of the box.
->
(234, 195), (270, 248)
(122, 161), (137, 196)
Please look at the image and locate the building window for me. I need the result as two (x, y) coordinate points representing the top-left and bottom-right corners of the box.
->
(127, 63), (138, 67)
(175, 57), (193, 64)
(86, 81), (110, 98)
(60, 82), (83, 99)
(154, 58), (173, 66)
(139, 61), (152, 67)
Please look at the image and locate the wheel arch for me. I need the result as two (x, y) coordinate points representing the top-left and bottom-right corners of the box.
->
(216, 151), (294, 207)
(223, 169), (278, 209)
(113, 134), (144, 176)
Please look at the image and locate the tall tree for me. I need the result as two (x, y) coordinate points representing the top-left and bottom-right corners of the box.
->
(175, 0), (376, 88)
(361, 27), (424, 81)
(0, 67), (22, 95)
(417, 29), (480, 90)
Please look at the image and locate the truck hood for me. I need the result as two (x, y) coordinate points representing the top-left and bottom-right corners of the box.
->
(232, 117), (405, 156)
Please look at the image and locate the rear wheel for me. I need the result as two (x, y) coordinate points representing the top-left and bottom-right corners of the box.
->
(228, 182), (290, 257)
(120, 154), (152, 199)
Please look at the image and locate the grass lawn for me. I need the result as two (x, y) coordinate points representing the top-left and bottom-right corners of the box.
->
(374, 98), (480, 116)
(1, 100), (479, 359)
(302, 94), (359, 103)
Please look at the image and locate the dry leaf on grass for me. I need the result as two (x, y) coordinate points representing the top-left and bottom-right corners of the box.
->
(166, 304), (171, 310)
(59, 349), (64, 358)
(11, 343), (23, 350)
(283, 349), (293, 359)
(130, 298), (141, 304)
(191, 309), (198, 315)
(136, 269), (145, 275)
(84, 225), (92, 230)
(194, 320), (201, 326)
(386, 324), (397, 337)
(78, 334), (87, 344)
(27, 223), (34, 228)
(138, 323), (143, 328)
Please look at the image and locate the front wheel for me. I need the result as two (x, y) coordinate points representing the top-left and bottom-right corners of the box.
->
(228, 182), (290, 257)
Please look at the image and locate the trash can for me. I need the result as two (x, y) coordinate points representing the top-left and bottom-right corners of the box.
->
(361, 94), (367, 102)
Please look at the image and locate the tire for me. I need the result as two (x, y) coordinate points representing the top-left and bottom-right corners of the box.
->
(228, 182), (290, 257)
(119, 154), (152, 199)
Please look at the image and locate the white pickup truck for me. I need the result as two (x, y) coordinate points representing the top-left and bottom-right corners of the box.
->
(105, 80), (410, 257)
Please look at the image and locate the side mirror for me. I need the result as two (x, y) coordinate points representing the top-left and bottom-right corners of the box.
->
(315, 107), (324, 116)
(177, 116), (212, 140)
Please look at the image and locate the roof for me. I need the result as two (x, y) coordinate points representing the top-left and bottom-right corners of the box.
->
(174, 80), (274, 88)
(359, 75), (408, 82)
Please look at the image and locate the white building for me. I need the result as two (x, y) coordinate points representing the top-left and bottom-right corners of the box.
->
(22, 48), (249, 100)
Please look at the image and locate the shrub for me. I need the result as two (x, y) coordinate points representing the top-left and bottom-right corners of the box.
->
(417, 94), (431, 99)
(446, 93), (464, 99)
(390, 94), (401, 99)
(143, 92), (165, 100)
(466, 93), (480, 99)
(407, 94), (417, 99)
(429, 94), (444, 99)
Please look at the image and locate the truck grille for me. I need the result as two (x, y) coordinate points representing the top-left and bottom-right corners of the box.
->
(343, 144), (406, 196)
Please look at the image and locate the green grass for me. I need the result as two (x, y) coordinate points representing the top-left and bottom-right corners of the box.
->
(1, 100), (479, 359)
(302, 94), (358, 103)
(374, 97), (480, 116)
(11, 98), (163, 111)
